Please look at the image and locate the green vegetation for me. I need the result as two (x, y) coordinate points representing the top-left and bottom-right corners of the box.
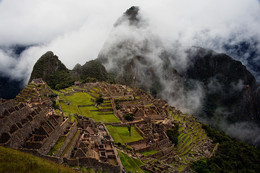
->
(0, 146), (76, 173)
(61, 92), (93, 105)
(48, 93), (58, 98)
(166, 123), (179, 145)
(95, 95), (104, 105)
(193, 124), (260, 173)
(118, 150), (144, 173)
(48, 136), (66, 156)
(123, 113), (135, 121)
(79, 60), (109, 82)
(106, 125), (143, 145)
(59, 92), (119, 123)
(29, 51), (75, 90)
(61, 130), (80, 158)
(141, 150), (158, 156)
(79, 108), (119, 123)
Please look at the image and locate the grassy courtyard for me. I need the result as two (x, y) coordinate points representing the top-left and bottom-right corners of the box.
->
(106, 125), (143, 145)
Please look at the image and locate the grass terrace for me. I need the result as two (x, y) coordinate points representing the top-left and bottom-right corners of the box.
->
(106, 125), (143, 145)
(78, 107), (119, 123)
(118, 150), (144, 173)
(47, 136), (66, 156)
(61, 130), (80, 158)
(58, 90), (119, 123)
(141, 150), (158, 157)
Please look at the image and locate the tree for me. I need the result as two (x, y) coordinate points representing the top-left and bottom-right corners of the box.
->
(123, 113), (135, 121)
(166, 123), (179, 145)
(123, 113), (135, 136)
(95, 95), (104, 105)
(128, 125), (132, 136)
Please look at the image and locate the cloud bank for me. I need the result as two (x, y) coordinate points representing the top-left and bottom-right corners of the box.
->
(0, 0), (260, 84)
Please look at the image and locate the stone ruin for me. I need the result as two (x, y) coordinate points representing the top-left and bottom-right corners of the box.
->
(0, 80), (123, 173)
(1, 80), (216, 173)
(64, 115), (123, 173)
(0, 97), (71, 155)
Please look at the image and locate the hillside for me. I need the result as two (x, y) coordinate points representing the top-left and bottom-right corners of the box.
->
(29, 51), (75, 90)
(194, 124), (260, 173)
(29, 52), (111, 90)
(0, 146), (77, 173)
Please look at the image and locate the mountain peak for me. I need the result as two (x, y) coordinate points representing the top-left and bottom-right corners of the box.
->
(114, 6), (141, 27)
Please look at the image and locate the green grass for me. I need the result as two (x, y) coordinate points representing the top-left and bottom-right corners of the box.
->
(78, 107), (119, 123)
(61, 130), (80, 158)
(0, 146), (76, 173)
(48, 136), (66, 156)
(141, 150), (158, 156)
(58, 92), (119, 123)
(60, 92), (94, 105)
(118, 150), (144, 173)
(106, 125), (143, 145)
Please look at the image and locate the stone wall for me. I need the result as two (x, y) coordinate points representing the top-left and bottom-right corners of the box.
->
(64, 157), (121, 173)
(0, 105), (48, 148)
(56, 122), (77, 157)
(19, 148), (63, 164)
(62, 130), (81, 159)
(38, 118), (69, 155)
(126, 139), (146, 146)
(134, 124), (145, 137)
(77, 104), (94, 107)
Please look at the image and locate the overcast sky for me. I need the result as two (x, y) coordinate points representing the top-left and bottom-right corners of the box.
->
(0, 0), (260, 83)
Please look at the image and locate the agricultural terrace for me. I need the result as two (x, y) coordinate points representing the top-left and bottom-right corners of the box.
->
(118, 150), (144, 173)
(57, 87), (119, 123)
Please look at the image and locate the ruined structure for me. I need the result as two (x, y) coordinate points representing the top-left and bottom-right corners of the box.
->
(64, 115), (122, 172)
(1, 80), (215, 173)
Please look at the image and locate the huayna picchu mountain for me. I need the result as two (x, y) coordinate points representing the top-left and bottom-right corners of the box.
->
(29, 51), (111, 90)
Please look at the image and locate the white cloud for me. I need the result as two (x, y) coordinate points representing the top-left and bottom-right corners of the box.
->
(0, 0), (260, 83)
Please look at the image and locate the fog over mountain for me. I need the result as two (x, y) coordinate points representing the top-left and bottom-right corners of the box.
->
(0, 0), (260, 84)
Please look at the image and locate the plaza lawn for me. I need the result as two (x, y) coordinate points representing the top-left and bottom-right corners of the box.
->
(118, 150), (144, 173)
(106, 125), (143, 145)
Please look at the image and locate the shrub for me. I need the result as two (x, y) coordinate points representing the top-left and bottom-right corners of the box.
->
(166, 123), (179, 145)
(123, 113), (135, 121)
(49, 93), (58, 98)
(95, 95), (104, 105)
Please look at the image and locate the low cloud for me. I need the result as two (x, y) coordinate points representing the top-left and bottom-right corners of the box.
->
(0, 0), (259, 83)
